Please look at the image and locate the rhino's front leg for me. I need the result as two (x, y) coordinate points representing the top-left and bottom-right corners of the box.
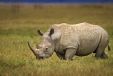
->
(65, 48), (76, 60)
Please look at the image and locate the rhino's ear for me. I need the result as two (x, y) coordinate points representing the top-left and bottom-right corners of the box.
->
(51, 29), (61, 40)
(49, 28), (54, 36)
(37, 30), (43, 36)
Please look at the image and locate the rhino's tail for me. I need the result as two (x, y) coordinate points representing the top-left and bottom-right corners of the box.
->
(108, 45), (111, 51)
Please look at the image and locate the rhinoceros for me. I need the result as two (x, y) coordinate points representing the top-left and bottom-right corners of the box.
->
(28, 22), (110, 60)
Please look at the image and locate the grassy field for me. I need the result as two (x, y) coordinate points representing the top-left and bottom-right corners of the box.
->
(0, 4), (113, 76)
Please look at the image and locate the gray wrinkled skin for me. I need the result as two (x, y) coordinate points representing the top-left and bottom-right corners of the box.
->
(28, 22), (110, 60)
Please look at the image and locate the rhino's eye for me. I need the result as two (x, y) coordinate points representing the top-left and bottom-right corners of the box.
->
(45, 47), (48, 50)
(44, 48), (48, 54)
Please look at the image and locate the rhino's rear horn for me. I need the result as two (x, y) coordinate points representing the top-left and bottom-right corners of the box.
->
(37, 30), (43, 36)
(27, 41), (38, 56)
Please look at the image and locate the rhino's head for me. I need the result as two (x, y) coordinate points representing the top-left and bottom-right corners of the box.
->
(28, 28), (61, 59)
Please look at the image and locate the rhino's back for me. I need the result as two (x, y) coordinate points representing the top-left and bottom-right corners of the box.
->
(52, 22), (108, 55)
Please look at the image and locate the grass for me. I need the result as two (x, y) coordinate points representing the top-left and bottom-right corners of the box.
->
(0, 4), (113, 76)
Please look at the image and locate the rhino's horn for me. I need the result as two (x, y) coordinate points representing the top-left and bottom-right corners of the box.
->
(27, 41), (38, 56)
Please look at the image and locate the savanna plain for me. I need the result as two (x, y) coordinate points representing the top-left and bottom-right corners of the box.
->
(0, 4), (113, 76)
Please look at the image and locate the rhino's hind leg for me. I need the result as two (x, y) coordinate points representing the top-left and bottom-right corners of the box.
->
(95, 45), (107, 59)
(95, 50), (103, 58)
(101, 52), (108, 59)
(95, 51), (108, 59)
(65, 48), (76, 60)
(95, 34), (108, 59)
(95, 44), (108, 59)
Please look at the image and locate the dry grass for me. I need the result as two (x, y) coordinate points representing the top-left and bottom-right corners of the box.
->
(0, 4), (113, 76)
